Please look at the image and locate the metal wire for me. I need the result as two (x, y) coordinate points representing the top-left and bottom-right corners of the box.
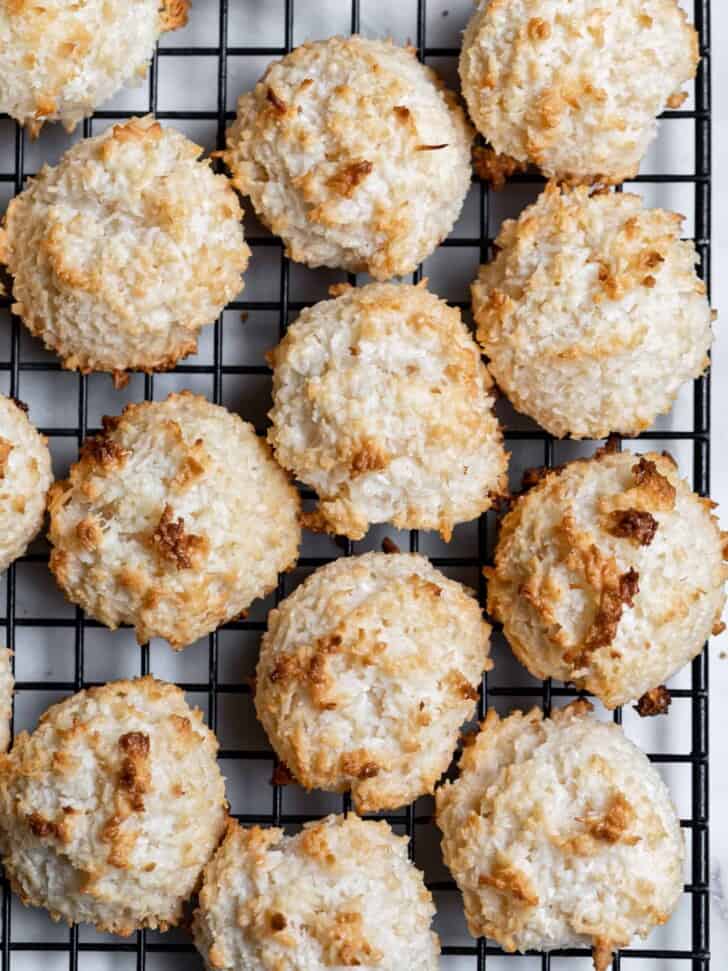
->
(0, 0), (712, 966)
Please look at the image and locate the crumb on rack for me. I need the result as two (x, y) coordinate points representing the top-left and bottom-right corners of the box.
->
(634, 685), (672, 717)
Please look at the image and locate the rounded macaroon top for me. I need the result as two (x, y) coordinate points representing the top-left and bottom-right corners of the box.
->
(193, 814), (440, 971)
(436, 701), (685, 971)
(0, 676), (227, 935)
(486, 447), (727, 709)
(224, 35), (473, 280)
(0, 0), (188, 136)
(0, 648), (13, 754)
(255, 552), (492, 813)
(459, 0), (698, 184)
(0, 394), (53, 573)
(268, 281), (508, 541)
(48, 392), (301, 650)
(0, 116), (249, 382)
(472, 184), (713, 439)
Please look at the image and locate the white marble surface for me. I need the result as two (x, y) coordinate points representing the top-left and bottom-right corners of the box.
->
(709, 3), (727, 960)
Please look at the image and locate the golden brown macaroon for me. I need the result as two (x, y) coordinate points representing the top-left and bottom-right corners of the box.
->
(0, 394), (52, 572)
(193, 815), (440, 970)
(436, 701), (685, 971)
(255, 552), (492, 812)
(48, 393), (301, 650)
(225, 35), (473, 279)
(472, 184), (713, 438)
(1, 117), (249, 382)
(268, 281), (508, 541)
(0, 676), (226, 934)
(487, 448), (727, 708)
(459, 0), (698, 184)
(0, 0), (188, 135)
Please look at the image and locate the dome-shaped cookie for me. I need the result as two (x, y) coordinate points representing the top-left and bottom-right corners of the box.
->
(436, 701), (684, 971)
(459, 0), (698, 184)
(268, 282), (508, 540)
(486, 447), (727, 709)
(472, 185), (713, 438)
(0, 394), (52, 572)
(48, 392), (301, 650)
(224, 35), (473, 280)
(0, 0), (188, 136)
(255, 552), (491, 813)
(193, 814), (440, 971)
(0, 648), (13, 753)
(1, 117), (249, 382)
(0, 676), (226, 935)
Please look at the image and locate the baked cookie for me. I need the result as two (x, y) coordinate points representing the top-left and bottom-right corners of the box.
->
(255, 552), (491, 812)
(225, 35), (473, 279)
(1, 117), (249, 382)
(0, 676), (226, 934)
(193, 814), (440, 970)
(268, 282), (508, 540)
(0, 394), (52, 572)
(48, 392), (300, 650)
(0, 648), (13, 753)
(436, 701), (684, 971)
(486, 447), (727, 708)
(460, 0), (698, 184)
(0, 0), (188, 135)
(472, 185), (713, 438)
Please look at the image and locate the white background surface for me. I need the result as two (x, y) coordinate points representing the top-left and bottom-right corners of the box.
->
(0, 0), (725, 967)
(708, 1), (727, 960)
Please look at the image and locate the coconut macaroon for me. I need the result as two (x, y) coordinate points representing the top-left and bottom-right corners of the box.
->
(477, 185), (714, 437)
(0, 117), (249, 383)
(0, 0), (188, 136)
(268, 282), (508, 540)
(256, 552), (491, 812)
(486, 447), (727, 709)
(0, 394), (53, 572)
(459, 0), (698, 184)
(0, 649), (13, 753)
(472, 186), (713, 439)
(193, 814), (440, 971)
(48, 392), (301, 650)
(0, 676), (226, 935)
(224, 35), (473, 280)
(436, 701), (685, 971)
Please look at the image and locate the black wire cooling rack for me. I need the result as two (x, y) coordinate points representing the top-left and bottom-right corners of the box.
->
(0, 0), (713, 968)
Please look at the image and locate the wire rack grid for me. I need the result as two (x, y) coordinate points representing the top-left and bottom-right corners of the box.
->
(0, 0), (713, 968)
